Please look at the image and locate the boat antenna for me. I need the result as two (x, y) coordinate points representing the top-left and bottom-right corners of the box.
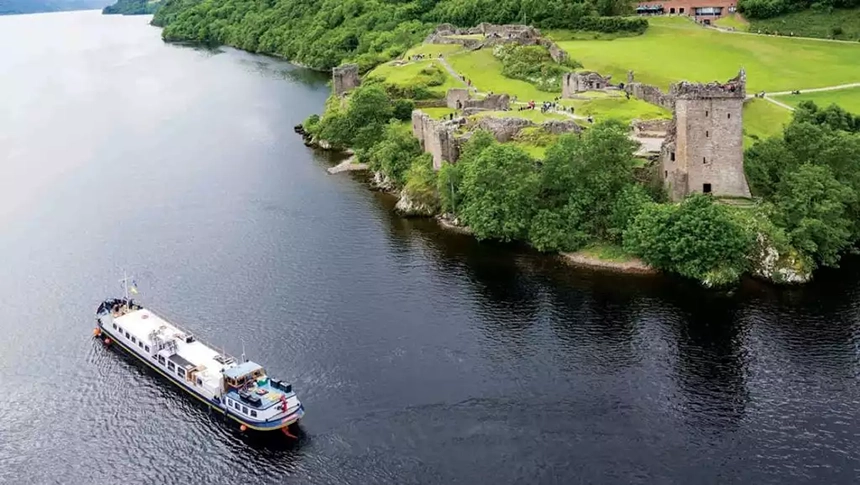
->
(119, 271), (130, 306)
(241, 341), (246, 363)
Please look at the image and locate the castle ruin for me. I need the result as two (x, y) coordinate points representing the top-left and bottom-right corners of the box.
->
(332, 64), (360, 96)
(562, 72), (612, 98)
(661, 69), (750, 201)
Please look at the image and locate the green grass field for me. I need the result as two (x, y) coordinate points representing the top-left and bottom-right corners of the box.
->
(446, 49), (556, 102)
(470, 109), (570, 122)
(365, 59), (462, 97)
(556, 17), (860, 91)
(421, 107), (457, 119)
(578, 243), (638, 263)
(749, 8), (860, 41)
(741, 98), (793, 146)
(714, 13), (749, 31)
(559, 95), (671, 123)
(772, 86), (860, 114)
(403, 44), (465, 59)
(510, 142), (550, 159)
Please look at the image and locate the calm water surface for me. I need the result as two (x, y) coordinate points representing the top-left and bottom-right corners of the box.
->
(0, 11), (859, 485)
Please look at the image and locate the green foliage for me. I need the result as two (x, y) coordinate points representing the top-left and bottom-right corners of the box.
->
(607, 183), (652, 243)
(153, 0), (647, 70)
(623, 195), (753, 284)
(365, 122), (422, 187)
(458, 143), (540, 242)
(312, 85), (394, 151)
(740, 0), (860, 20)
(103, 0), (159, 15)
(772, 164), (855, 267)
(793, 100), (860, 133)
(392, 99), (415, 121)
(436, 162), (462, 214)
(402, 154), (440, 211)
(493, 44), (581, 92)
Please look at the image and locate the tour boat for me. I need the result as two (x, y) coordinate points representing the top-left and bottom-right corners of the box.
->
(93, 277), (305, 436)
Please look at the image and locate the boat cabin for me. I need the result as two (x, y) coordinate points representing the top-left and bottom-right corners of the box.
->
(222, 361), (266, 391)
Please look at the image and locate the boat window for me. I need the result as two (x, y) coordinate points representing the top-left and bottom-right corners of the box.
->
(138, 341), (143, 349)
(158, 355), (166, 365)
(145, 345), (150, 352)
(125, 331), (130, 339)
(178, 368), (186, 378)
(131, 336), (136, 343)
(112, 323), (117, 329)
(196, 377), (203, 386)
(168, 362), (176, 371)
(242, 406), (248, 414)
(250, 410), (257, 418)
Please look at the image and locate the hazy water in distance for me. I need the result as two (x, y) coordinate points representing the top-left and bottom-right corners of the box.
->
(0, 10), (859, 485)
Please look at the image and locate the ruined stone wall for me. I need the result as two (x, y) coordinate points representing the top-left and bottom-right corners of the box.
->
(446, 88), (471, 109)
(632, 119), (672, 137)
(627, 83), (675, 110)
(539, 39), (569, 64)
(411, 110), (460, 169)
(474, 117), (534, 142)
(332, 64), (360, 96)
(562, 72), (612, 98)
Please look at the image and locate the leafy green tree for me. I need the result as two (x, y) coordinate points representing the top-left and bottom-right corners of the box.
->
(436, 162), (462, 214)
(607, 183), (652, 243)
(402, 154), (440, 211)
(773, 164), (855, 268)
(392, 99), (415, 121)
(623, 194), (752, 283)
(365, 123), (422, 186)
(459, 144), (539, 242)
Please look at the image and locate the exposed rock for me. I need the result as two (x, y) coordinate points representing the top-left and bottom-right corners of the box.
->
(474, 116), (534, 142)
(395, 193), (436, 217)
(370, 171), (397, 191)
(435, 213), (473, 235)
(750, 233), (813, 284)
(560, 252), (658, 275)
(327, 157), (369, 174)
(541, 119), (582, 135)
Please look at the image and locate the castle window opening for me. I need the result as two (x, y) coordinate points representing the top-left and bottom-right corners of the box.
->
(670, 7), (675, 13)
(680, 7), (685, 13)
(705, 110), (709, 117)
(665, 170), (668, 178)
(703, 157), (707, 164)
(706, 130), (709, 137)
(670, 152), (675, 161)
(727, 113), (731, 119)
(703, 183), (712, 194)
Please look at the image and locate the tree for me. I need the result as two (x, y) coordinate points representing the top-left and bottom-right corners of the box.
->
(773, 164), (855, 268)
(365, 123), (422, 186)
(623, 194), (752, 284)
(459, 144), (539, 242)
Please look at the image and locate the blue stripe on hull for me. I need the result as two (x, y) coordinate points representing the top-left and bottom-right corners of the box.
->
(97, 322), (302, 431)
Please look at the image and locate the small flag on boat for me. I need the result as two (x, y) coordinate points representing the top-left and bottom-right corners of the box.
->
(130, 280), (139, 295)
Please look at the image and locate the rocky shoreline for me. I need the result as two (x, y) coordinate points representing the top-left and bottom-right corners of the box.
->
(560, 252), (658, 275)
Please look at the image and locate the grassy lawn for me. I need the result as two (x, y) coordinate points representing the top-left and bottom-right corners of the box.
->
(559, 95), (671, 123)
(545, 30), (642, 41)
(749, 8), (860, 41)
(510, 142), (549, 159)
(446, 49), (557, 102)
(742, 98), (793, 146)
(556, 17), (860, 92)
(365, 59), (462, 97)
(403, 44), (465, 59)
(578, 243), (637, 263)
(470, 109), (570, 122)
(771, 86), (860, 114)
(714, 13), (749, 31)
(421, 107), (457, 119)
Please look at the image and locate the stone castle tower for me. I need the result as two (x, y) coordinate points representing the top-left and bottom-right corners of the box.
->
(661, 69), (751, 201)
(332, 64), (360, 96)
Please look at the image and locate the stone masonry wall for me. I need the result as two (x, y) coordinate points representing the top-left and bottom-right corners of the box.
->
(660, 69), (750, 201)
(411, 110), (460, 169)
(332, 64), (360, 96)
(446, 89), (510, 112)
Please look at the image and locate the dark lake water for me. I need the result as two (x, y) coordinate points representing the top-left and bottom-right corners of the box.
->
(1, 10), (859, 485)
